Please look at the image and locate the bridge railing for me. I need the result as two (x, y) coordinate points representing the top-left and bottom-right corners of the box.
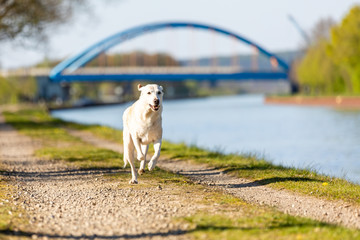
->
(64, 66), (244, 75)
(0, 68), (51, 77)
(3, 66), (284, 78)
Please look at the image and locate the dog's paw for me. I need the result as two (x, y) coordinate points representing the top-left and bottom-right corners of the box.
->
(138, 169), (145, 175)
(148, 160), (157, 171)
(129, 179), (138, 184)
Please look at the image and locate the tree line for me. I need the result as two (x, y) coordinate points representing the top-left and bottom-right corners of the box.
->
(36, 52), (180, 68)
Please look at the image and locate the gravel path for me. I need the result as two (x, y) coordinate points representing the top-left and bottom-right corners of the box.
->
(0, 115), (206, 239)
(68, 128), (360, 229)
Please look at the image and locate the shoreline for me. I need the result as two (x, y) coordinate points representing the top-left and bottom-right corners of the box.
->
(265, 95), (360, 109)
(47, 101), (127, 111)
(47, 96), (207, 111)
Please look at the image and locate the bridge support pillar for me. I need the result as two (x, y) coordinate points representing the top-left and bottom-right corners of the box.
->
(209, 79), (217, 88)
(123, 81), (134, 98)
(36, 76), (69, 102)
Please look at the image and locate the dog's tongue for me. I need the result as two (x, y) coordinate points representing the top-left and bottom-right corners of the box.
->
(149, 104), (160, 111)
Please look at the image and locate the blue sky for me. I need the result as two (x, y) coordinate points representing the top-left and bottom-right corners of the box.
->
(1, 0), (358, 69)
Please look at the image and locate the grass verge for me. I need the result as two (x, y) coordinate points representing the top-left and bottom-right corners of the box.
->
(184, 212), (359, 240)
(0, 171), (27, 234)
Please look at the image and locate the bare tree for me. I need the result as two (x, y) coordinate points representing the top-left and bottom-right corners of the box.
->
(310, 17), (336, 44)
(0, 0), (86, 41)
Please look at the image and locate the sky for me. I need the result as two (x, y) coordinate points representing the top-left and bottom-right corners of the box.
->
(0, 0), (358, 69)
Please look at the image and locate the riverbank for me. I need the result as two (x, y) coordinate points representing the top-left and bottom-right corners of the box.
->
(265, 95), (360, 109)
(1, 105), (360, 239)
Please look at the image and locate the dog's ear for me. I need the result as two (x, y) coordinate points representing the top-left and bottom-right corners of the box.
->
(137, 84), (143, 91)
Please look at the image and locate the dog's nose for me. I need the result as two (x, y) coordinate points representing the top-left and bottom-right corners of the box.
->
(154, 99), (159, 106)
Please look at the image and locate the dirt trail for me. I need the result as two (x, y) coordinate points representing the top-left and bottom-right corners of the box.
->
(69, 128), (360, 229)
(0, 115), (205, 239)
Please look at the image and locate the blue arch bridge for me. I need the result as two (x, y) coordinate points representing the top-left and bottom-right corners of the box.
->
(49, 21), (291, 85)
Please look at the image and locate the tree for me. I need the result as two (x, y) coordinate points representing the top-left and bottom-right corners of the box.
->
(297, 39), (344, 94)
(328, 6), (360, 93)
(0, 0), (85, 42)
(0, 76), (18, 103)
(309, 17), (336, 44)
(296, 6), (360, 95)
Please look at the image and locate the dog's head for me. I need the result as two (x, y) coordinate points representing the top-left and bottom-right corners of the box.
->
(138, 84), (164, 112)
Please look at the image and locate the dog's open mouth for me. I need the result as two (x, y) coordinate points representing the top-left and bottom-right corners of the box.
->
(149, 104), (160, 111)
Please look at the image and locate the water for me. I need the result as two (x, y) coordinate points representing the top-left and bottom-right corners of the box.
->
(52, 95), (360, 184)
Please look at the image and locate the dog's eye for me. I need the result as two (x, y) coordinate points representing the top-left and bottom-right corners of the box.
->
(157, 91), (162, 95)
(147, 92), (151, 95)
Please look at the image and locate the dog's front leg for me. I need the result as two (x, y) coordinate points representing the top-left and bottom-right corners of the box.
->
(132, 135), (145, 161)
(148, 140), (162, 171)
(125, 141), (138, 184)
(138, 144), (148, 175)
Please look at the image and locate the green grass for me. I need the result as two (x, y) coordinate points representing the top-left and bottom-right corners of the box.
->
(0, 180), (15, 231)
(184, 213), (360, 240)
(184, 189), (360, 240)
(37, 146), (122, 169)
(0, 176), (26, 233)
(63, 121), (123, 144)
(3, 109), (79, 144)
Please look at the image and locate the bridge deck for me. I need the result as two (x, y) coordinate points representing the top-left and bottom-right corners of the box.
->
(1, 67), (288, 82)
(56, 71), (288, 82)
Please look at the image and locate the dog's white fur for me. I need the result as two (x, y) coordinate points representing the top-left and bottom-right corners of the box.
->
(122, 84), (163, 184)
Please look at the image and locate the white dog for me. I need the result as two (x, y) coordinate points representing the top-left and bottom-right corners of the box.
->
(122, 84), (163, 184)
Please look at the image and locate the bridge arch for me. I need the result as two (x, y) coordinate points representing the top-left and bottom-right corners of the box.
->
(49, 21), (289, 81)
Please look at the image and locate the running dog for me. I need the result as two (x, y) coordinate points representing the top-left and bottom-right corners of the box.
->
(122, 84), (163, 184)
